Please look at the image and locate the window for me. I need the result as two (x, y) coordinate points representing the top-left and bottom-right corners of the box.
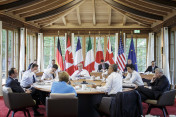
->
(109, 36), (115, 56)
(2, 29), (7, 79)
(125, 38), (147, 72)
(44, 36), (66, 69)
(8, 30), (13, 70)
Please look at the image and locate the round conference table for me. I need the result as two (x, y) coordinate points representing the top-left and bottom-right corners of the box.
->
(33, 79), (134, 117)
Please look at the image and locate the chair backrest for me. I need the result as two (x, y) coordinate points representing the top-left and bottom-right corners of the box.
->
(2, 86), (13, 108)
(157, 90), (176, 106)
(50, 93), (75, 99)
(46, 93), (78, 117)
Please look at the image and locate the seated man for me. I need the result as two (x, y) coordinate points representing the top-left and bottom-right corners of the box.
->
(98, 59), (109, 72)
(71, 63), (90, 79)
(27, 59), (37, 70)
(93, 64), (123, 96)
(47, 59), (55, 69)
(51, 71), (77, 96)
(6, 68), (43, 116)
(136, 68), (170, 102)
(124, 64), (144, 86)
(124, 59), (137, 72)
(21, 64), (39, 88)
(145, 61), (158, 73)
(41, 64), (58, 80)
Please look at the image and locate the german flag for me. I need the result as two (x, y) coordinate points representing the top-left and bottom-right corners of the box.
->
(56, 36), (64, 71)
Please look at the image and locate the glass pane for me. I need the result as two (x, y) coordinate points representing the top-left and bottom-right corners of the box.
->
(8, 30), (13, 70)
(2, 29), (7, 79)
(137, 38), (147, 47)
(55, 36), (66, 61)
(44, 37), (55, 69)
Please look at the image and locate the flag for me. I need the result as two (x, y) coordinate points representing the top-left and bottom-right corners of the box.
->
(117, 36), (126, 71)
(105, 37), (115, 64)
(65, 37), (75, 75)
(85, 36), (95, 73)
(74, 37), (83, 69)
(56, 37), (64, 71)
(128, 37), (138, 71)
(95, 38), (104, 70)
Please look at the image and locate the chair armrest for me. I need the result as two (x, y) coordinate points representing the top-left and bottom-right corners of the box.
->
(157, 90), (176, 106)
(8, 93), (35, 110)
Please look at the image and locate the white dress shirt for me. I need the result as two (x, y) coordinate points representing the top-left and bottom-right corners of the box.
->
(71, 69), (90, 78)
(21, 70), (38, 88)
(125, 70), (144, 86)
(97, 72), (122, 95)
(41, 68), (58, 80)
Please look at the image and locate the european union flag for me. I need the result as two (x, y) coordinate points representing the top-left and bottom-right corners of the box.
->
(128, 38), (138, 71)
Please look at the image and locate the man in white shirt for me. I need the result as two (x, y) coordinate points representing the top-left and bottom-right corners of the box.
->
(124, 64), (144, 86)
(71, 63), (90, 79)
(21, 64), (40, 88)
(93, 64), (123, 96)
(41, 64), (58, 80)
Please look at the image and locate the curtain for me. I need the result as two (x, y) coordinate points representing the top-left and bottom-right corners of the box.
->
(147, 33), (154, 67)
(163, 27), (171, 83)
(37, 33), (44, 72)
(19, 28), (25, 81)
(0, 21), (2, 96)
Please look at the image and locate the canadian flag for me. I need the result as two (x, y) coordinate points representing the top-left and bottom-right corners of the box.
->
(65, 37), (75, 75)
(94, 38), (104, 70)
(105, 37), (115, 64)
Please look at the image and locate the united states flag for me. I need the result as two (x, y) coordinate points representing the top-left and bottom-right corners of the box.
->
(117, 36), (126, 71)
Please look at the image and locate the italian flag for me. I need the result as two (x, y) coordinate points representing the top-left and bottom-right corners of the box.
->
(85, 36), (95, 73)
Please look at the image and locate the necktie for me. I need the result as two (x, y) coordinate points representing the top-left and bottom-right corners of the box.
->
(33, 75), (36, 83)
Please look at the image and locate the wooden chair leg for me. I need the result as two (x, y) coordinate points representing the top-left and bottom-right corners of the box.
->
(162, 107), (166, 117)
(6, 110), (11, 117)
(147, 104), (152, 114)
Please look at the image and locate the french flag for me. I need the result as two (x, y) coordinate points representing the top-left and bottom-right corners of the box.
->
(74, 37), (84, 69)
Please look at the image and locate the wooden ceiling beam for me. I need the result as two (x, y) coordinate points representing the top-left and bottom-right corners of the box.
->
(140, 0), (176, 8)
(123, 15), (126, 26)
(76, 7), (81, 25)
(108, 7), (111, 26)
(114, 0), (168, 16)
(92, 0), (96, 26)
(62, 16), (67, 26)
(0, 0), (17, 5)
(0, 0), (40, 11)
(126, 0), (172, 12)
(103, 0), (163, 20)
(25, 0), (82, 21)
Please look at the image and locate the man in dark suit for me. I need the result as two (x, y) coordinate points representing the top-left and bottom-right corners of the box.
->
(136, 68), (170, 102)
(98, 59), (109, 72)
(145, 61), (158, 73)
(6, 68), (44, 116)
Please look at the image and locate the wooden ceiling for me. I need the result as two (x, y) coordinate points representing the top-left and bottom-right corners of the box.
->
(0, 0), (176, 29)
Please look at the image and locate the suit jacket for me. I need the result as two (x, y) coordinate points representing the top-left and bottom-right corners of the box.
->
(110, 90), (143, 117)
(5, 77), (25, 93)
(98, 63), (109, 71)
(150, 75), (170, 98)
(145, 65), (158, 73)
